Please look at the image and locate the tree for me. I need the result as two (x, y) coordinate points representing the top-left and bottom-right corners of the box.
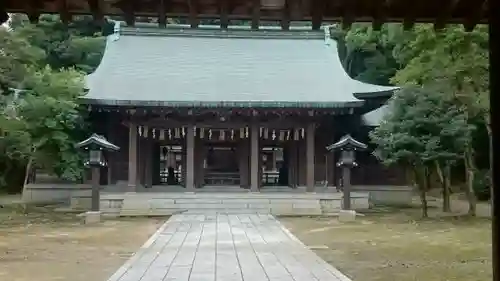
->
(391, 24), (489, 215)
(370, 86), (474, 217)
(0, 14), (104, 193)
(335, 23), (405, 85)
(0, 66), (87, 192)
(0, 28), (44, 93)
(9, 14), (111, 73)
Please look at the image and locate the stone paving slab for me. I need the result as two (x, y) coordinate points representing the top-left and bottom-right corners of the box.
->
(108, 213), (351, 281)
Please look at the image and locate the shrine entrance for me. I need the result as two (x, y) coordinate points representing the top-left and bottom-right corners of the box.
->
(159, 145), (183, 185)
(203, 144), (240, 186)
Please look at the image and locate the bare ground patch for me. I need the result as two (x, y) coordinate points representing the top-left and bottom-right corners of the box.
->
(0, 203), (165, 281)
(280, 207), (491, 281)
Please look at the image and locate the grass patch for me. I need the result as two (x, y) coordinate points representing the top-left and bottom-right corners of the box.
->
(280, 207), (491, 281)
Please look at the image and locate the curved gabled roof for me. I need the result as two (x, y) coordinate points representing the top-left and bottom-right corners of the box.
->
(84, 23), (397, 108)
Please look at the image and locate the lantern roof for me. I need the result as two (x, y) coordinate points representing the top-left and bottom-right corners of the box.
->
(75, 134), (120, 151)
(326, 134), (368, 151)
(82, 22), (397, 109)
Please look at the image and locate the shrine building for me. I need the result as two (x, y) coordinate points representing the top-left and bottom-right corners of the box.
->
(84, 22), (403, 193)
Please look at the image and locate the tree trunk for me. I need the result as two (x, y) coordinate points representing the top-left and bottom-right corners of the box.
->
(464, 149), (477, 216)
(435, 161), (451, 212)
(415, 166), (429, 218)
(444, 165), (451, 212)
(22, 156), (33, 194)
(484, 114), (493, 206)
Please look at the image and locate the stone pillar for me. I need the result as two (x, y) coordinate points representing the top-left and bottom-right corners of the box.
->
(127, 124), (137, 191)
(306, 123), (315, 192)
(250, 124), (260, 192)
(185, 124), (195, 191)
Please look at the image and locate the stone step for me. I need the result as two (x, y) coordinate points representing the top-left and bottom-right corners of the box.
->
(119, 196), (324, 216)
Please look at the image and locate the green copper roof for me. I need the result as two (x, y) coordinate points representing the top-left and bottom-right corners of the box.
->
(83, 23), (397, 108)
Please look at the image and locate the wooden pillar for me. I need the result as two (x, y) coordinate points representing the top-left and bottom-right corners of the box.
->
(127, 124), (137, 191)
(288, 141), (297, 188)
(185, 124), (195, 191)
(145, 139), (153, 188)
(306, 123), (315, 192)
(271, 150), (277, 171)
(489, 9), (500, 281)
(239, 139), (249, 188)
(195, 139), (206, 188)
(250, 124), (260, 192)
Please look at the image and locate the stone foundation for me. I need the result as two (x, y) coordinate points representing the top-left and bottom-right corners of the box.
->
(94, 192), (370, 217)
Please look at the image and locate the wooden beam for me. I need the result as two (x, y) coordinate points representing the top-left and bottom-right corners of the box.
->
(251, 0), (260, 30)
(372, 0), (388, 30)
(311, 0), (324, 30)
(434, 0), (461, 30)
(57, 0), (71, 24)
(188, 0), (199, 28)
(0, 0), (8, 25)
(87, 0), (104, 25)
(26, 0), (40, 24)
(402, 0), (418, 31)
(340, 0), (355, 31)
(280, 0), (291, 30)
(463, 0), (487, 31)
(158, 0), (167, 28)
(124, 0), (135, 27)
(220, 0), (229, 29)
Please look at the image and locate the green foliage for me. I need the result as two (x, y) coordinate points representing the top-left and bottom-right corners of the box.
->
(336, 23), (405, 85)
(0, 14), (108, 192)
(391, 24), (489, 118)
(370, 86), (473, 168)
(9, 14), (109, 74)
(1, 67), (87, 181)
(0, 29), (45, 92)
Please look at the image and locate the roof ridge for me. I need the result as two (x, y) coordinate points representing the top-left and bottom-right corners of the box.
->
(114, 22), (325, 40)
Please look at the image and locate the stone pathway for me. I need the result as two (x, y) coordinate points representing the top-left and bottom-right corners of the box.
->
(108, 213), (351, 281)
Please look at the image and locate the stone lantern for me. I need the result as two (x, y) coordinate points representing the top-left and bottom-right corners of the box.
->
(326, 134), (367, 210)
(75, 134), (119, 215)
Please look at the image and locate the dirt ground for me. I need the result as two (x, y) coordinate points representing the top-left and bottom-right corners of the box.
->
(281, 206), (492, 281)
(0, 204), (165, 281)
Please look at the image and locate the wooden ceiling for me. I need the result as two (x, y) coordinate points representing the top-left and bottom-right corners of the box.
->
(1, 0), (490, 30)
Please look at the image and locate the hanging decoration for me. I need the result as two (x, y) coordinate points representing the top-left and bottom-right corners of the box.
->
(231, 129), (234, 140)
(194, 126), (197, 137)
(174, 128), (180, 138)
(159, 129), (165, 140)
(143, 126), (149, 138)
(259, 127), (263, 137)
(138, 126), (143, 137)
(219, 129), (225, 141)
(152, 128), (156, 139)
(245, 127), (249, 138)
(264, 128), (269, 139)
(272, 130), (276, 140)
(286, 130), (291, 140)
(301, 128), (305, 139)
(200, 128), (205, 138)
(279, 130), (285, 141)
(294, 129), (299, 140)
(168, 129), (172, 139)
(240, 128), (244, 138)
(182, 127), (186, 137)
(208, 129), (212, 140)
